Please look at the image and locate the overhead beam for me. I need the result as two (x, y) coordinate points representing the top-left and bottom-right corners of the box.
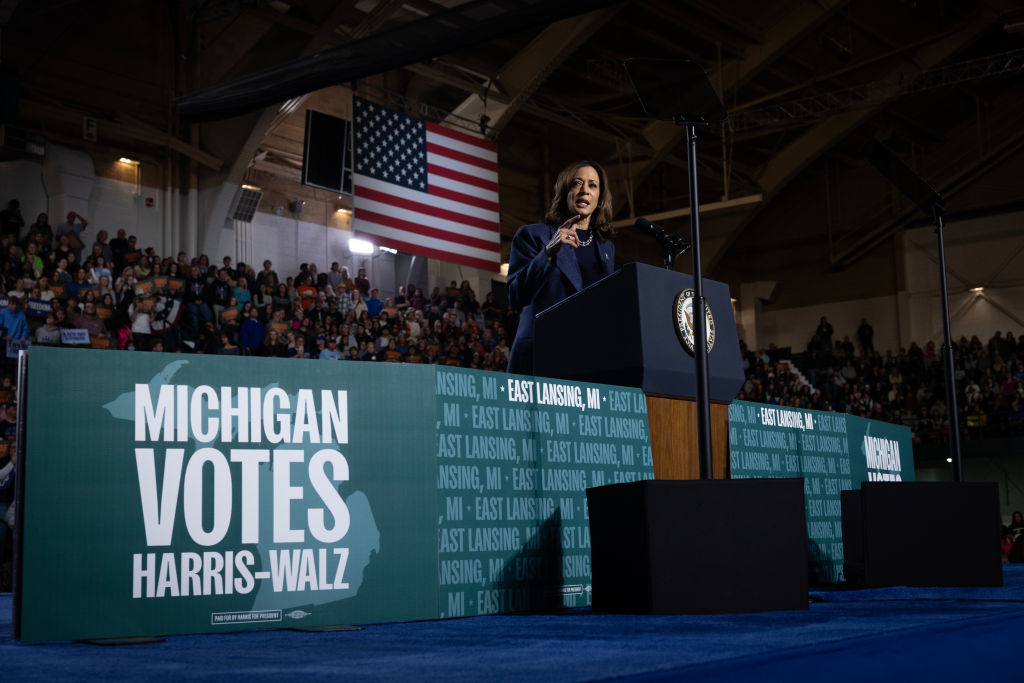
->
(701, 4), (1011, 273)
(20, 99), (224, 170)
(608, 193), (764, 228)
(832, 113), (1024, 266)
(442, 5), (622, 138)
(621, 0), (848, 194)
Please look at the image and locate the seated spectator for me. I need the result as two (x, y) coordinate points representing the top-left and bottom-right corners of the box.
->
(23, 241), (43, 278)
(6, 278), (28, 301)
(319, 338), (341, 360)
(34, 314), (61, 345)
(259, 329), (287, 357)
(349, 290), (367, 319)
(234, 276), (252, 310)
(217, 333), (240, 355)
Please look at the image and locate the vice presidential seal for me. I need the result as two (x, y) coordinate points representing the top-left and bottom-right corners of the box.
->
(673, 288), (715, 355)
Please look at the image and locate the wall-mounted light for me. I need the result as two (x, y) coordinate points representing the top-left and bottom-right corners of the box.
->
(119, 157), (140, 165)
(336, 208), (352, 215)
(970, 287), (984, 293)
(349, 238), (375, 254)
(241, 184), (261, 191)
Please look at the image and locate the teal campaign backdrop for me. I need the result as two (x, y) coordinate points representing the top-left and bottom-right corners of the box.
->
(727, 400), (913, 584)
(18, 347), (653, 642)
(434, 369), (653, 617)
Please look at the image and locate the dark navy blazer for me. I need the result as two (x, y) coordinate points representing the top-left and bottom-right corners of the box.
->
(505, 222), (615, 375)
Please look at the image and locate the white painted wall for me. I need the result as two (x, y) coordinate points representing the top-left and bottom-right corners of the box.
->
(0, 160), (48, 223)
(901, 213), (1024, 345)
(740, 210), (1024, 355)
(749, 294), (901, 354)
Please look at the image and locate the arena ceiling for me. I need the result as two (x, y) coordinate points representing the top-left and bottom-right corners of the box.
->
(3, 0), (1024, 303)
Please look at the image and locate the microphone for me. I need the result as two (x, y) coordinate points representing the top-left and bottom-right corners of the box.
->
(634, 216), (667, 237)
(634, 217), (690, 254)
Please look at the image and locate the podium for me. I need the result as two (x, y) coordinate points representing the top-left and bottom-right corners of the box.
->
(534, 262), (744, 479)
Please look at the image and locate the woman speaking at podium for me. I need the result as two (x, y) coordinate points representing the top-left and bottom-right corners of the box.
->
(506, 160), (615, 374)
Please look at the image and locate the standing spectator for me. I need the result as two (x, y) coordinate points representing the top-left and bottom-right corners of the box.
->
(354, 267), (370, 297)
(815, 316), (834, 353)
(210, 268), (234, 327)
(338, 267), (355, 291)
(93, 230), (114, 264)
(858, 318), (874, 356)
(366, 288), (384, 318)
(221, 256), (237, 281)
(0, 297), (29, 348)
(122, 235), (142, 270)
(109, 229), (129, 270)
(76, 301), (107, 340)
(350, 290), (367, 319)
(239, 307), (265, 355)
(295, 275), (317, 311)
(56, 211), (88, 262)
(128, 295), (154, 351)
(327, 262), (345, 291)
(256, 260), (278, 289)
(233, 276), (252, 310)
(26, 212), (52, 247)
(0, 200), (24, 240)
(89, 255), (112, 285)
(183, 265), (212, 337)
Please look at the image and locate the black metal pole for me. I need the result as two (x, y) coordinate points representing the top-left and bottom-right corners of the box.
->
(685, 124), (714, 479)
(933, 208), (963, 481)
(12, 350), (28, 639)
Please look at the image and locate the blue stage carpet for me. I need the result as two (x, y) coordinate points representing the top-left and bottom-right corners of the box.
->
(4, 567), (1024, 681)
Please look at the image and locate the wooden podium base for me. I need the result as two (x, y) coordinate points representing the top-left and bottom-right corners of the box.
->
(646, 395), (729, 479)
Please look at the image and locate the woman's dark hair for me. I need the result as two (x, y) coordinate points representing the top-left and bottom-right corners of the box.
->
(544, 160), (615, 240)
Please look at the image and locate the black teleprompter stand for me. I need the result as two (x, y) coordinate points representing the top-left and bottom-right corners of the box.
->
(582, 60), (808, 615)
(840, 141), (1002, 587)
(624, 57), (726, 481)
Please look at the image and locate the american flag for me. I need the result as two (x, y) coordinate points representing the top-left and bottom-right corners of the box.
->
(352, 97), (500, 271)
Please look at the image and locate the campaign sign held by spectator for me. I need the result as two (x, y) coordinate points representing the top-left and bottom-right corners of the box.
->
(59, 329), (90, 345)
(728, 400), (913, 584)
(24, 298), (50, 319)
(5, 339), (29, 359)
(17, 347), (654, 642)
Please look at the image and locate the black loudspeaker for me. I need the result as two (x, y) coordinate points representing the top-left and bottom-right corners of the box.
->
(0, 73), (18, 124)
(302, 110), (352, 195)
(586, 479), (808, 614)
(841, 481), (1002, 588)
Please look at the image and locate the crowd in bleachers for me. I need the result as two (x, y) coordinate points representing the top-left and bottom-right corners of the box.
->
(0, 200), (517, 369)
(738, 316), (1024, 443)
